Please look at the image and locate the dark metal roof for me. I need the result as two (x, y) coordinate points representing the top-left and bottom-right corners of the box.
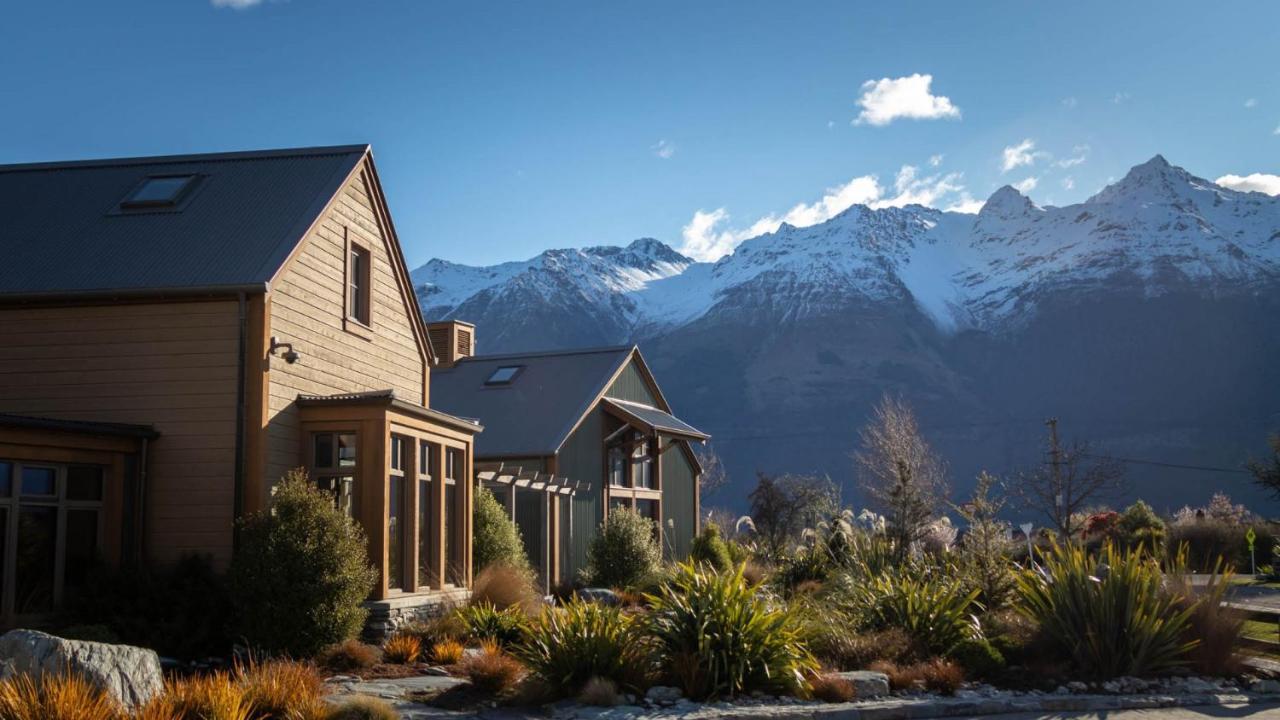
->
(429, 346), (636, 457)
(295, 389), (483, 435)
(601, 398), (709, 441)
(0, 145), (369, 300)
(0, 413), (159, 439)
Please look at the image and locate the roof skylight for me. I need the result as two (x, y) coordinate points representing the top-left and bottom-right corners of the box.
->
(120, 175), (197, 208)
(485, 365), (523, 385)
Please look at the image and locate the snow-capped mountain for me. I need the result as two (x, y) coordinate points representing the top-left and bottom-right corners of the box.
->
(413, 156), (1280, 514)
(416, 156), (1279, 341)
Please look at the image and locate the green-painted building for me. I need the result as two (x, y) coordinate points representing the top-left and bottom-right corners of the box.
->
(428, 327), (708, 590)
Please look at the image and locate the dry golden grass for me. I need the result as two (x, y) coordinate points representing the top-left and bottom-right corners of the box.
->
(576, 676), (620, 707)
(471, 563), (541, 615)
(382, 633), (423, 665)
(919, 658), (964, 695)
(430, 638), (465, 665)
(322, 695), (400, 720)
(237, 658), (325, 719)
(155, 672), (253, 720)
(867, 660), (920, 693)
(808, 673), (855, 703)
(0, 672), (124, 720)
(317, 639), (380, 673)
(461, 641), (526, 694)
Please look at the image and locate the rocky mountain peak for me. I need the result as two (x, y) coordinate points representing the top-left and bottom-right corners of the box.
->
(978, 185), (1038, 220)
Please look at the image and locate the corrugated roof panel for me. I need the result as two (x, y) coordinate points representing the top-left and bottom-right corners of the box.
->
(601, 398), (709, 440)
(0, 145), (367, 298)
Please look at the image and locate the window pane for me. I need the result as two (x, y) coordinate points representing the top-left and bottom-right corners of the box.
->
(445, 450), (458, 481)
(419, 442), (429, 475)
(0, 509), (6, 602)
(16, 506), (57, 613)
(126, 175), (193, 205)
(20, 466), (56, 497)
(64, 510), (99, 594)
(338, 434), (357, 467)
(314, 434), (334, 469)
(317, 475), (355, 518)
(418, 479), (434, 587)
(485, 366), (522, 385)
(445, 483), (461, 584)
(0, 461), (11, 497)
(66, 466), (103, 501)
(388, 476), (404, 589)
(390, 436), (404, 472)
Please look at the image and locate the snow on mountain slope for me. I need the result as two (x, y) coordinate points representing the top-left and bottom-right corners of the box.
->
(413, 156), (1280, 338)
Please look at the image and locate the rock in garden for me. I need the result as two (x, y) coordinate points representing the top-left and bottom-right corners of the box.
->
(0, 629), (163, 708)
(645, 685), (683, 704)
(832, 670), (890, 698)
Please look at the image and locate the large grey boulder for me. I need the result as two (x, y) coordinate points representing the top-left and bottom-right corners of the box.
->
(0, 629), (163, 708)
(831, 670), (890, 698)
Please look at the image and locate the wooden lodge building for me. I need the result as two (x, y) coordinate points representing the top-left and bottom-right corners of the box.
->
(428, 336), (709, 590)
(0, 145), (480, 630)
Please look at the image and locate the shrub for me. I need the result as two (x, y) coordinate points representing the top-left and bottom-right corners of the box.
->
(1166, 550), (1247, 676)
(65, 553), (233, 661)
(645, 562), (817, 700)
(471, 563), (542, 615)
(382, 633), (422, 665)
(229, 469), (378, 657)
(0, 671), (122, 720)
(516, 599), (647, 697)
(851, 573), (980, 656)
(919, 658), (964, 695)
(807, 626), (917, 670)
(401, 612), (465, 646)
(474, 487), (533, 575)
(582, 507), (661, 589)
(947, 638), (1005, 679)
(156, 672), (252, 720)
(689, 525), (733, 573)
(808, 674), (855, 703)
(431, 639), (465, 665)
(1115, 500), (1166, 553)
(576, 677), (620, 707)
(324, 696), (400, 720)
(237, 658), (325, 720)
(1016, 541), (1195, 678)
(458, 603), (530, 648)
(317, 639), (380, 673)
(462, 641), (526, 693)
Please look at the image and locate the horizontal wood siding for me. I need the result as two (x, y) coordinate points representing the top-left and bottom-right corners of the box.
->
(0, 301), (241, 565)
(605, 361), (658, 406)
(557, 408), (604, 578)
(264, 167), (428, 496)
(661, 442), (698, 560)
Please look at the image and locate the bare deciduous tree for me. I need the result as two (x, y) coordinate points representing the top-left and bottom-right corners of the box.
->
(694, 441), (728, 496)
(746, 472), (839, 561)
(855, 394), (948, 560)
(1013, 417), (1126, 539)
(1248, 434), (1280, 499)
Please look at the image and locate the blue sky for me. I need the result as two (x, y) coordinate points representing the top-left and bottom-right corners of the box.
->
(3, 1), (1278, 267)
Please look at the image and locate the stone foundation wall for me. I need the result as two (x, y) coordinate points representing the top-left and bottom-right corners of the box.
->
(362, 588), (470, 641)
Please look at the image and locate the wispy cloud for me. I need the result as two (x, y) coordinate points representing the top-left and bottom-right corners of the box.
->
(1062, 97), (1078, 109)
(1215, 173), (1280, 196)
(679, 162), (974, 260)
(1112, 91), (1131, 104)
(1001, 139), (1049, 173)
(1061, 177), (1075, 191)
(211, 0), (266, 8)
(853, 74), (960, 126)
(1055, 144), (1090, 168)
(1245, 98), (1258, 109)
(929, 154), (944, 167)
(651, 139), (676, 160)
(1012, 176), (1039, 193)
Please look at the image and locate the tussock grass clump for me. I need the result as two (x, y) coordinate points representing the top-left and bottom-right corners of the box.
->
(382, 633), (422, 665)
(323, 695), (399, 720)
(431, 639), (465, 665)
(457, 602), (530, 648)
(461, 641), (526, 693)
(808, 674), (855, 703)
(317, 639), (380, 673)
(471, 562), (541, 615)
(516, 599), (648, 697)
(237, 658), (325, 719)
(576, 677), (621, 707)
(0, 671), (123, 720)
(154, 672), (253, 720)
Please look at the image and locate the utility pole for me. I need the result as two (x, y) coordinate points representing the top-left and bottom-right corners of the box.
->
(1045, 417), (1064, 535)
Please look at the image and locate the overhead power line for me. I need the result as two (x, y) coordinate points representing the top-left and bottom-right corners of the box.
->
(1080, 452), (1251, 475)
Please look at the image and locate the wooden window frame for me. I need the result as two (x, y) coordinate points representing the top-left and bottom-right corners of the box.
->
(343, 227), (374, 338)
(311, 431), (359, 519)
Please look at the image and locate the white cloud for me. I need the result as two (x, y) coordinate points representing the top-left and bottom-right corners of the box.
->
(1112, 91), (1131, 104)
(678, 163), (975, 260)
(1055, 144), (1090, 168)
(212, 0), (265, 7)
(651, 139), (676, 159)
(1012, 176), (1039, 193)
(929, 154), (944, 167)
(1274, 123), (1280, 135)
(1245, 98), (1258, 109)
(853, 74), (961, 126)
(1061, 177), (1075, 191)
(1062, 97), (1078, 109)
(827, 120), (835, 129)
(1214, 173), (1280, 196)
(1001, 139), (1049, 173)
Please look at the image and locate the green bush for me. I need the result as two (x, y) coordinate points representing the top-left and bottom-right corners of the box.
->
(473, 487), (532, 574)
(1016, 541), (1196, 678)
(689, 525), (732, 573)
(948, 637), (1005, 679)
(1115, 500), (1167, 553)
(645, 562), (817, 700)
(458, 602), (530, 648)
(515, 599), (649, 697)
(229, 469), (378, 657)
(63, 553), (233, 660)
(582, 507), (661, 589)
(849, 573), (980, 656)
